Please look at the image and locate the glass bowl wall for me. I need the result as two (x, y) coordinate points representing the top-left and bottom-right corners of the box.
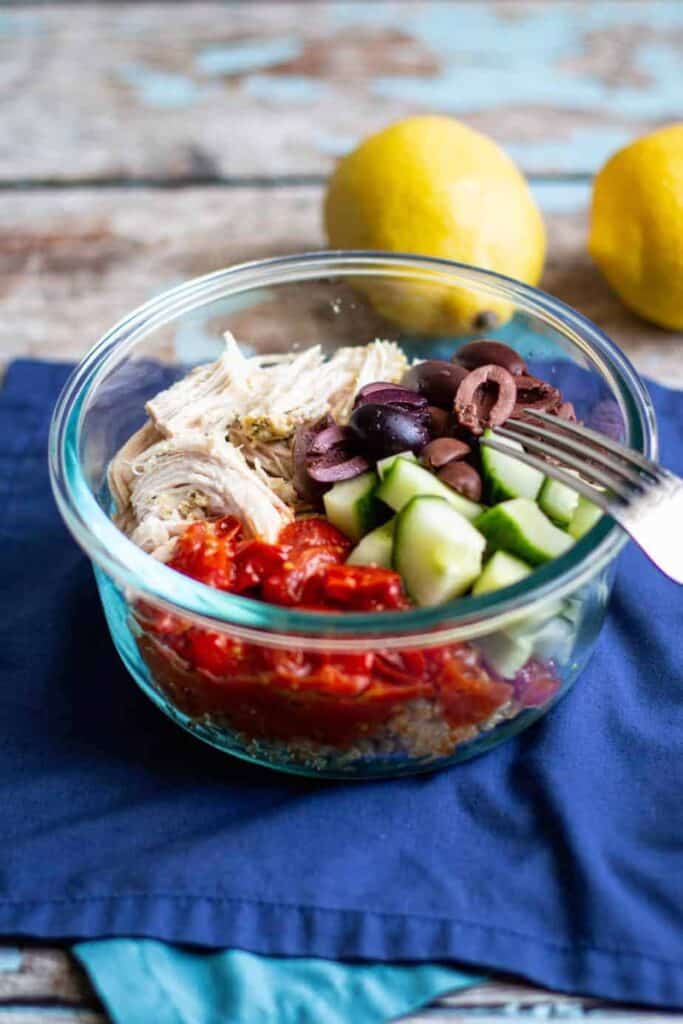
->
(50, 253), (656, 778)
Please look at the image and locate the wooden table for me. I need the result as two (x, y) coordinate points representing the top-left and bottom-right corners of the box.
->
(1, 3), (680, 1020)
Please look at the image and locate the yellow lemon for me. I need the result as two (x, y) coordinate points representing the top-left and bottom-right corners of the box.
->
(589, 124), (683, 331)
(324, 115), (545, 334)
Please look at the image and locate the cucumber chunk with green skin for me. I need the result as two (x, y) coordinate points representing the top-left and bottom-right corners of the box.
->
(376, 450), (417, 479)
(376, 457), (483, 521)
(393, 496), (485, 606)
(477, 631), (534, 679)
(472, 551), (533, 596)
(347, 518), (395, 568)
(323, 471), (379, 541)
(539, 477), (579, 526)
(481, 429), (544, 502)
(568, 494), (603, 539)
(476, 498), (574, 565)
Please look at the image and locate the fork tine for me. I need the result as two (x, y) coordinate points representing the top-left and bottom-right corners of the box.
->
(503, 417), (648, 490)
(493, 424), (633, 499)
(528, 409), (661, 480)
(481, 437), (612, 508)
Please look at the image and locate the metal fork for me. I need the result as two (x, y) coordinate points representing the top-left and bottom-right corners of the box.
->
(482, 410), (683, 584)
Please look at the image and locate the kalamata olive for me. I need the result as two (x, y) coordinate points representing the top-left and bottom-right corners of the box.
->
(354, 384), (428, 412)
(308, 454), (370, 483)
(402, 360), (468, 408)
(513, 374), (562, 418)
(421, 437), (471, 470)
(348, 403), (431, 460)
(427, 405), (451, 438)
(453, 364), (517, 435)
(453, 340), (527, 376)
(437, 461), (483, 502)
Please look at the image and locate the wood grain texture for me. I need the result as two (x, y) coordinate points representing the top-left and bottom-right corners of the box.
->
(0, 182), (679, 383)
(0, 949), (677, 1022)
(1, 1), (682, 182)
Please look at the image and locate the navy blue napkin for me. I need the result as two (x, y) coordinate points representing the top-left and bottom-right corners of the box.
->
(1, 361), (682, 1008)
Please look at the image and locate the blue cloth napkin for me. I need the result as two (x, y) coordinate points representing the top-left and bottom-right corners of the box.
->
(1, 361), (682, 1008)
(74, 941), (480, 1024)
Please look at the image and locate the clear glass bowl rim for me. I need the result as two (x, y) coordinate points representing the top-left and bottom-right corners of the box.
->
(49, 251), (657, 650)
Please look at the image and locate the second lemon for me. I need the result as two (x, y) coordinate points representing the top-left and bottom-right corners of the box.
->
(324, 116), (545, 334)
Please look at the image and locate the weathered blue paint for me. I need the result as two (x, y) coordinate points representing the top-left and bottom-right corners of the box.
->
(244, 75), (326, 104)
(329, 2), (683, 123)
(195, 38), (302, 77)
(0, 11), (42, 36)
(315, 132), (359, 156)
(532, 180), (590, 214)
(117, 64), (199, 109)
(506, 128), (634, 176)
(0, 946), (21, 972)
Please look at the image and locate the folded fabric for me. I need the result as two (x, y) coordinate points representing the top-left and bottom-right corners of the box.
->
(1, 361), (682, 1008)
(75, 941), (481, 1024)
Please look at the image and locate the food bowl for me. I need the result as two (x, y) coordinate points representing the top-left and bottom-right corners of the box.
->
(49, 252), (656, 778)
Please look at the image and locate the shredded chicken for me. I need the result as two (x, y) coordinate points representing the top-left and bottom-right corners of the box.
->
(109, 334), (406, 560)
(126, 433), (292, 557)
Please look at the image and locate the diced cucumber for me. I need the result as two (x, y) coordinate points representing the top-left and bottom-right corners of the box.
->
(477, 631), (534, 679)
(347, 518), (395, 568)
(472, 551), (533, 596)
(376, 457), (483, 521)
(376, 450), (417, 479)
(568, 495), (603, 539)
(524, 615), (576, 664)
(538, 478), (579, 527)
(393, 496), (485, 607)
(476, 498), (574, 566)
(504, 598), (566, 639)
(481, 429), (544, 502)
(323, 471), (380, 541)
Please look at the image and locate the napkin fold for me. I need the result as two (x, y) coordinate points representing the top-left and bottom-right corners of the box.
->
(74, 941), (481, 1024)
(1, 361), (682, 1009)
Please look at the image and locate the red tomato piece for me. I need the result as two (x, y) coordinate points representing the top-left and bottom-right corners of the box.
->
(318, 564), (409, 612)
(186, 628), (246, 678)
(278, 517), (352, 558)
(233, 540), (286, 594)
(261, 546), (341, 607)
(168, 516), (242, 590)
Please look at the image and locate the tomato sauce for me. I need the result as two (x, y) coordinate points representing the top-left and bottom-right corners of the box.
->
(135, 516), (520, 747)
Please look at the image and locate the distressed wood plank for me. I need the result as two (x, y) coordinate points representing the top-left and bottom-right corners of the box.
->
(0, 948), (679, 1020)
(1, 2), (682, 182)
(0, 182), (680, 384)
(0, 949), (93, 1006)
(0, 1013), (104, 1024)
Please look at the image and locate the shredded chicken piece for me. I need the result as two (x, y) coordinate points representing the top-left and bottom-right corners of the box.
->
(327, 340), (408, 422)
(126, 433), (292, 558)
(108, 420), (163, 512)
(109, 335), (405, 559)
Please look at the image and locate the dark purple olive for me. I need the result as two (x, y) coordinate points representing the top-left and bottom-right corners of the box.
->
(402, 360), (468, 408)
(437, 461), (483, 502)
(293, 422), (327, 503)
(348, 403), (430, 460)
(354, 382), (428, 412)
(308, 454), (370, 483)
(453, 340), (527, 376)
(427, 405), (451, 438)
(309, 423), (353, 455)
(421, 437), (471, 470)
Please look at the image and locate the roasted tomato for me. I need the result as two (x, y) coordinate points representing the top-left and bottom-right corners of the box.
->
(168, 516), (242, 590)
(233, 540), (286, 594)
(278, 517), (352, 558)
(318, 564), (409, 612)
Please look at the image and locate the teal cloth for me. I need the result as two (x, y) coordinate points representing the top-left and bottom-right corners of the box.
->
(74, 941), (482, 1024)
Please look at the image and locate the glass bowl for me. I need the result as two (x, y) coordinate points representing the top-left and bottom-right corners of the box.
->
(49, 252), (656, 779)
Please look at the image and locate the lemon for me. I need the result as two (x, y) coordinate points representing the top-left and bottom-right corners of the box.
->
(324, 116), (545, 334)
(589, 124), (683, 331)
